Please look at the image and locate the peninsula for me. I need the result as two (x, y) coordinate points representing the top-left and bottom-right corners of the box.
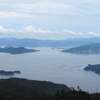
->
(61, 43), (100, 54)
(84, 64), (100, 75)
(0, 47), (39, 54)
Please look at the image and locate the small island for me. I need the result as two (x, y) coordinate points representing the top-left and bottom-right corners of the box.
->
(0, 47), (39, 54)
(0, 70), (21, 76)
(84, 64), (100, 75)
(61, 43), (100, 54)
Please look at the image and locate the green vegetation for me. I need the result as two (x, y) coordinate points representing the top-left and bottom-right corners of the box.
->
(40, 90), (100, 100)
(84, 64), (100, 75)
(0, 47), (39, 54)
(0, 78), (99, 100)
(61, 43), (100, 54)
(0, 78), (70, 100)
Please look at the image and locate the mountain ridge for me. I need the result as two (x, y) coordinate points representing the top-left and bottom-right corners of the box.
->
(61, 43), (100, 54)
(0, 37), (100, 47)
(0, 77), (70, 99)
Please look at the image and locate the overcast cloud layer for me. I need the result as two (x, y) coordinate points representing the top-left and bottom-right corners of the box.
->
(0, 0), (100, 40)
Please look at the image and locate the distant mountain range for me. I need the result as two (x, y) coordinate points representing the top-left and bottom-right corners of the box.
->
(0, 37), (100, 47)
(61, 43), (100, 54)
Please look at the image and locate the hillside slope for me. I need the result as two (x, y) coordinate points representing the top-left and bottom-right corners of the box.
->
(0, 78), (70, 99)
(62, 43), (100, 54)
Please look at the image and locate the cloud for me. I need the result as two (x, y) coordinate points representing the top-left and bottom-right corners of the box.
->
(0, 0), (100, 39)
(18, 26), (80, 39)
(0, 26), (15, 33)
(1, 0), (100, 31)
(62, 29), (83, 37)
(96, 22), (100, 25)
(0, 26), (80, 39)
(0, 11), (33, 18)
(0, 1), (81, 23)
(20, 26), (58, 34)
(0, 0), (100, 19)
(63, 29), (77, 35)
(0, 26), (100, 40)
(14, 2), (79, 15)
(0, 0), (42, 3)
(87, 31), (98, 36)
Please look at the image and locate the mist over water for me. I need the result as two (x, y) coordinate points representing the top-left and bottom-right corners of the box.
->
(0, 47), (100, 93)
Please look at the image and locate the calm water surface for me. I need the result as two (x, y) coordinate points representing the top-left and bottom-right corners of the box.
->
(0, 47), (100, 93)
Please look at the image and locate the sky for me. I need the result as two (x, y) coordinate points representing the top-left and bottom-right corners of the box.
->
(0, 0), (100, 40)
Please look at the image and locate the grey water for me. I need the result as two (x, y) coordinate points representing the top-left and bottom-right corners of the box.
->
(0, 47), (100, 93)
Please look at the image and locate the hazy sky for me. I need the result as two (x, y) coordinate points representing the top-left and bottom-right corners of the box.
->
(0, 0), (100, 40)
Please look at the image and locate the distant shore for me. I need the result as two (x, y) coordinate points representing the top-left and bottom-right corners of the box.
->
(0, 70), (21, 76)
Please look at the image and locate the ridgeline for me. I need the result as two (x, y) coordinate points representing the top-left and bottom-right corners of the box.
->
(61, 43), (100, 54)
(0, 78), (99, 100)
(0, 78), (70, 100)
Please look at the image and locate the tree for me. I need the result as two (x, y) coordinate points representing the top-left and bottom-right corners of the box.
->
(70, 87), (75, 91)
(61, 88), (65, 94)
(77, 86), (81, 91)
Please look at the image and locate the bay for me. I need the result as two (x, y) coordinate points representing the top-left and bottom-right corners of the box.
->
(0, 47), (100, 93)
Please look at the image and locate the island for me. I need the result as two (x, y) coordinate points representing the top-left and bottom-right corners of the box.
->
(0, 47), (39, 54)
(61, 43), (100, 54)
(0, 70), (21, 76)
(84, 64), (100, 75)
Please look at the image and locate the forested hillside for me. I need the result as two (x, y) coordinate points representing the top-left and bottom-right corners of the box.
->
(0, 78), (70, 100)
(0, 78), (99, 100)
(62, 43), (100, 54)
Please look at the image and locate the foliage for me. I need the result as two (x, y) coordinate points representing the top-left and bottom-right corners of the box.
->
(0, 78), (70, 100)
(0, 78), (99, 100)
(39, 90), (100, 100)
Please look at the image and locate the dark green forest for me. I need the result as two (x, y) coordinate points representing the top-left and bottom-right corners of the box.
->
(0, 78), (70, 100)
(0, 78), (99, 100)
(39, 90), (100, 100)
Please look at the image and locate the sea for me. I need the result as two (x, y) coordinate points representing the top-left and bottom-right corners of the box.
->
(0, 47), (100, 93)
